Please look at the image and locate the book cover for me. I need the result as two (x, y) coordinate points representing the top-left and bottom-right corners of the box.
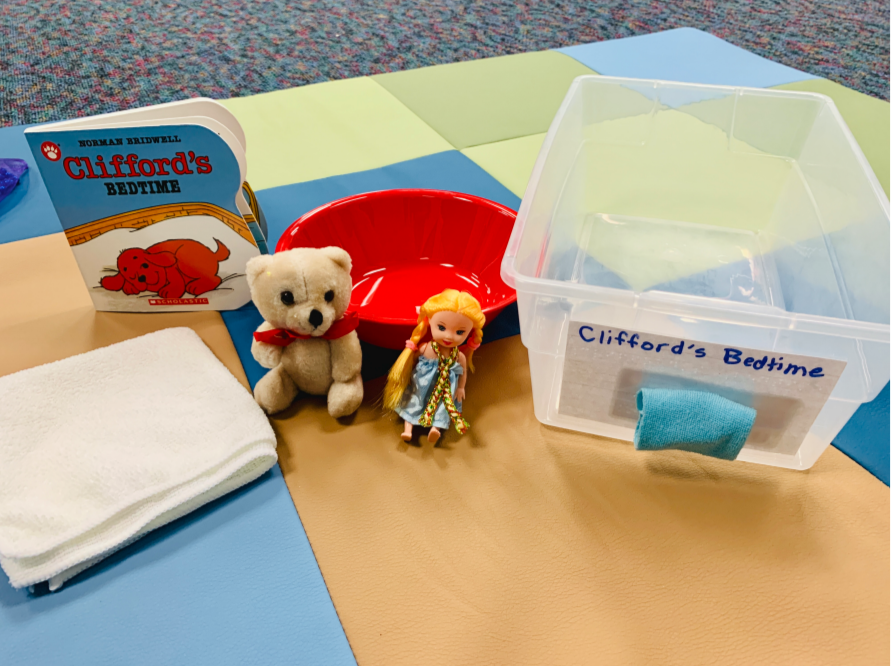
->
(25, 121), (266, 312)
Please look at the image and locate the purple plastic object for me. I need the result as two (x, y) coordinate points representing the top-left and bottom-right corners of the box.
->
(0, 158), (28, 205)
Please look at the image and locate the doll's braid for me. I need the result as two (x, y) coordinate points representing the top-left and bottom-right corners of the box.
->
(383, 317), (429, 411)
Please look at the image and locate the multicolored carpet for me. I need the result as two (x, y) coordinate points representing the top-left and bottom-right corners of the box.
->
(0, 0), (888, 127)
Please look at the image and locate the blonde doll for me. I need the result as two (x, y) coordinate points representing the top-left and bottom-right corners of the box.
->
(384, 290), (485, 443)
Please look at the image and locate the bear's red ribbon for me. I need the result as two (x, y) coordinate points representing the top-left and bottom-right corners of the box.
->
(253, 310), (359, 347)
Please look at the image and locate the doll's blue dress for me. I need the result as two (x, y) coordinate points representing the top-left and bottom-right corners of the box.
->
(397, 355), (464, 428)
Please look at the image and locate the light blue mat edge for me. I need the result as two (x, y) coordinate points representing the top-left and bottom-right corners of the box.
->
(557, 27), (818, 88)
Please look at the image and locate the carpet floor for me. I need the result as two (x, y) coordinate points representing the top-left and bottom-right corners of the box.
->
(0, 0), (888, 127)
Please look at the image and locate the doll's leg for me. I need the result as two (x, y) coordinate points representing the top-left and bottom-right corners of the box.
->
(427, 427), (441, 445)
(401, 420), (413, 442)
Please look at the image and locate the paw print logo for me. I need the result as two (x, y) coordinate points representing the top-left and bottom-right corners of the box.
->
(41, 141), (61, 162)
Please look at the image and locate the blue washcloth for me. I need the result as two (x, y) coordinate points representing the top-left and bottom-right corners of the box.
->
(634, 389), (756, 461)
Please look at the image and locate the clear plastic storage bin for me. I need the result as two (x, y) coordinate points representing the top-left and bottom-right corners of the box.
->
(501, 76), (890, 470)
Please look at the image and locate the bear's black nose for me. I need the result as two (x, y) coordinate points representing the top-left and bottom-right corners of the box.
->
(138, 276), (147, 283)
(309, 309), (323, 328)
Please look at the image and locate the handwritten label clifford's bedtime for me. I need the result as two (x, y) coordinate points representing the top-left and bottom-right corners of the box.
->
(578, 326), (827, 378)
(559, 322), (848, 456)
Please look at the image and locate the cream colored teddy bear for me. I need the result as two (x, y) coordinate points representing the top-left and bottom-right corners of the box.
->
(245, 247), (363, 418)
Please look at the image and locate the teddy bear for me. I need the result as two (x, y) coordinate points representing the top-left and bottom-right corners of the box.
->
(245, 246), (363, 418)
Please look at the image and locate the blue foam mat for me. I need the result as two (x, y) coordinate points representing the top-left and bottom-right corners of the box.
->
(0, 124), (63, 245)
(225, 150), (523, 390)
(559, 28), (817, 88)
(0, 466), (356, 666)
(833, 382), (891, 485)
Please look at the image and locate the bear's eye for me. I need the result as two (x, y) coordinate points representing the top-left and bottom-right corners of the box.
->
(280, 291), (295, 306)
(141, 263), (149, 269)
(324, 290), (335, 302)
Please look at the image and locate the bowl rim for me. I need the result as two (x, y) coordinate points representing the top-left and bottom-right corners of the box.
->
(275, 188), (519, 326)
(276, 188), (517, 252)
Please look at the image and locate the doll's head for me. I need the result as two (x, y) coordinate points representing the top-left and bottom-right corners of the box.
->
(428, 310), (473, 349)
(383, 289), (485, 411)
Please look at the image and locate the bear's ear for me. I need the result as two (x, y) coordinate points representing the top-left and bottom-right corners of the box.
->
(319, 246), (352, 274)
(245, 254), (274, 288)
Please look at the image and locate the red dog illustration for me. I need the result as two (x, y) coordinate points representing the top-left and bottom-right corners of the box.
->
(101, 239), (230, 299)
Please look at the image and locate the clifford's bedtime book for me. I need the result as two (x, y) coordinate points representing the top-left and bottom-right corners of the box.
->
(25, 98), (269, 312)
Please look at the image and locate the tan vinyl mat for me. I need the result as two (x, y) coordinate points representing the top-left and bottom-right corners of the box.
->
(270, 335), (889, 666)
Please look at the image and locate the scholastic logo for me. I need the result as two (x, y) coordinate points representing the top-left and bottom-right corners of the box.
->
(41, 141), (61, 161)
(148, 298), (209, 306)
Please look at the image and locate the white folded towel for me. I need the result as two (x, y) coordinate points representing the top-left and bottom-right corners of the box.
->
(0, 327), (277, 591)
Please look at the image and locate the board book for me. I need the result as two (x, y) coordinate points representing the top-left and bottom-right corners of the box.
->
(25, 98), (268, 312)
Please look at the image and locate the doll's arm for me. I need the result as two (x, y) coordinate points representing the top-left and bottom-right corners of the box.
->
(455, 351), (468, 402)
(330, 331), (362, 382)
(251, 321), (284, 369)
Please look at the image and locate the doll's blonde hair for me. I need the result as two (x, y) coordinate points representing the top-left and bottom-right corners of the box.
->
(383, 289), (486, 412)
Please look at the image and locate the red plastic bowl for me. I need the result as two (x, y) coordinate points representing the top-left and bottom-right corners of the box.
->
(276, 189), (517, 349)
